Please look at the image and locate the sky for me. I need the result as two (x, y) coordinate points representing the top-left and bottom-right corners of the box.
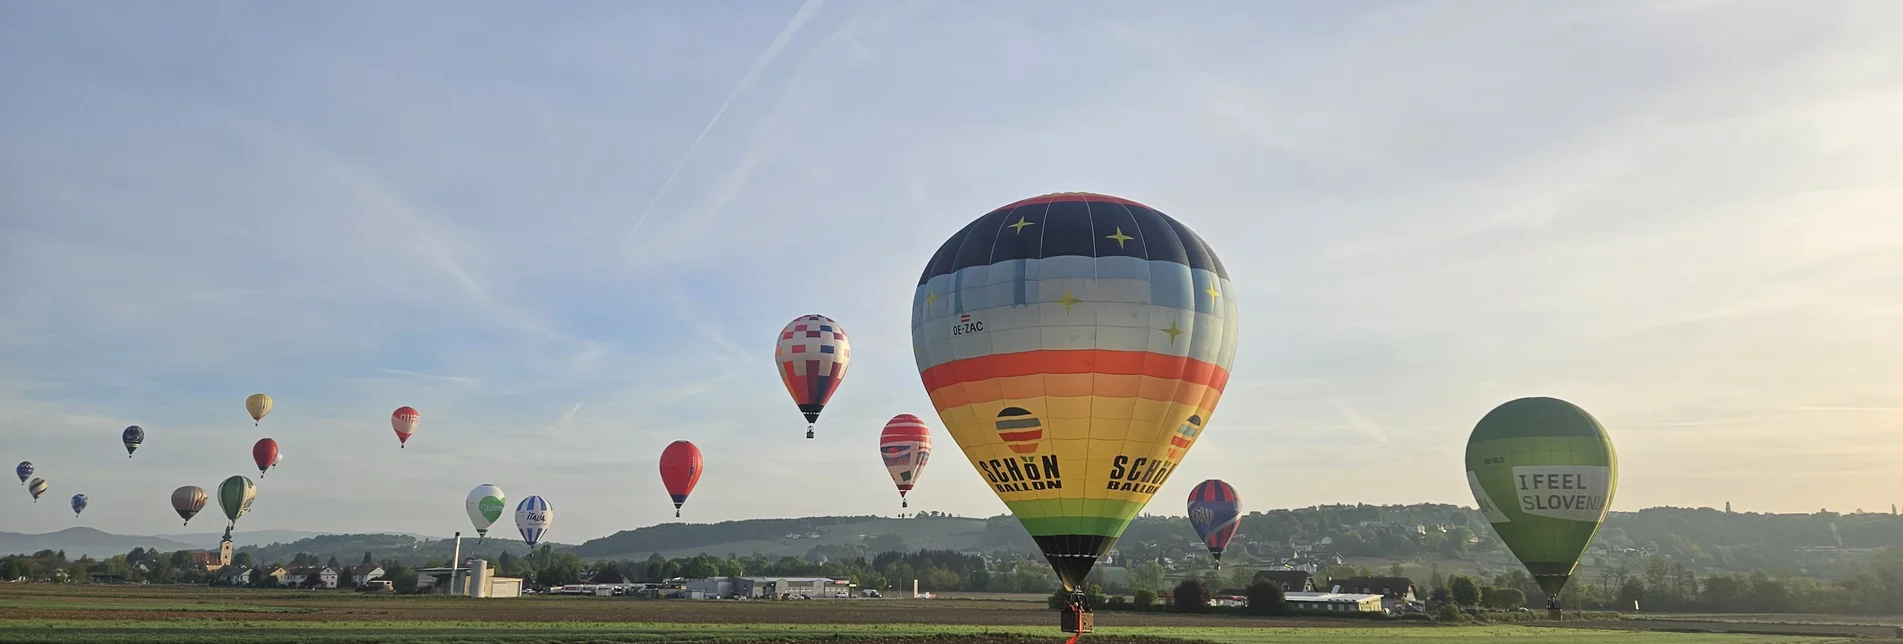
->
(2, 0), (1902, 543)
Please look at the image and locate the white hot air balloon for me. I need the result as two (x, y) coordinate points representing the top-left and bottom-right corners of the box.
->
(465, 484), (506, 539)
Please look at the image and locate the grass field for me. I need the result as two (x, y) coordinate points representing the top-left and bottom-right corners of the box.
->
(0, 585), (1881, 644)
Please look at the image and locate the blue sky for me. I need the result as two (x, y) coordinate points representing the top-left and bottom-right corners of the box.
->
(3, 0), (1902, 541)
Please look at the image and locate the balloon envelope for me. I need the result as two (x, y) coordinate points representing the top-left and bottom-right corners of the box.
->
(1465, 396), (1618, 599)
(71, 494), (88, 516)
(391, 407), (419, 447)
(466, 484), (506, 537)
(911, 192), (1238, 591)
(252, 439), (279, 476)
(15, 461), (30, 484)
(246, 394), (273, 424)
(659, 441), (703, 516)
(1186, 479), (1242, 562)
(775, 315), (851, 432)
(879, 415), (933, 507)
(515, 496), (552, 547)
(122, 425), (145, 457)
(27, 478), (47, 502)
(218, 475), (257, 525)
(172, 486), (208, 524)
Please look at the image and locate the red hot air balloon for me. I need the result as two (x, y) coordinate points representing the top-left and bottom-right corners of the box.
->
(252, 438), (279, 477)
(879, 414), (933, 508)
(659, 440), (703, 518)
(391, 407), (419, 448)
(775, 315), (851, 439)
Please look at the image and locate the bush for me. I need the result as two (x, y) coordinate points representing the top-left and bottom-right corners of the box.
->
(1433, 602), (1469, 623)
(1244, 580), (1287, 616)
(1045, 583), (1108, 610)
(1133, 588), (1157, 608)
(1174, 578), (1211, 613)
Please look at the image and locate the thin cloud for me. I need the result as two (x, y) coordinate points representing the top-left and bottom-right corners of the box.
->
(619, 0), (828, 252)
(376, 368), (481, 387)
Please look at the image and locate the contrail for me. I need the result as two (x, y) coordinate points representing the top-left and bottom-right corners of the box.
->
(620, 0), (828, 249)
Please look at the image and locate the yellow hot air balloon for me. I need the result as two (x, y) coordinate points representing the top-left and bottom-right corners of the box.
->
(911, 192), (1237, 632)
(246, 393), (273, 426)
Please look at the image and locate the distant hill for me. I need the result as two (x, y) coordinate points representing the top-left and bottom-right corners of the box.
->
(572, 514), (1037, 560)
(0, 527), (200, 559)
(236, 532), (568, 567)
(151, 530), (443, 549)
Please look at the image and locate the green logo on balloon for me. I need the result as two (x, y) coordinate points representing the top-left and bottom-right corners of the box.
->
(479, 496), (504, 522)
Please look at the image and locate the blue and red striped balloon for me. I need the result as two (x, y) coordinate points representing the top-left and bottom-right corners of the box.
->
(1187, 479), (1242, 566)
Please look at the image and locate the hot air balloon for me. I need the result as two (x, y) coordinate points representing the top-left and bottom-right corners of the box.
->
(775, 315), (851, 439)
(27, 478), (47, 502)
(246, 393), (273, 425)
(218, 475), (257, 528)
(391, 406), (419, 448)
(1465, 396), (1618, 612)
(910, 192), (1238, 631)
(466, 484), (506, 538)
(172, 486), (208, 525)
(1187, 479), (1241, 568)
(252, 439), (279, 477)
(515, 496), (552, 547)
(659, 441), (702, 518)
(71, 494), (88, 517)
(122, 425), (145, 457)
(15, 461), (30, 485)
(879, 414), (933, 508)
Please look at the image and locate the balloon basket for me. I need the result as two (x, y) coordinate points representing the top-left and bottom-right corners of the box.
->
(805, 428), (814, 439)
(1060, 608), (1093, 635)
(1060, 590), (1093, 635)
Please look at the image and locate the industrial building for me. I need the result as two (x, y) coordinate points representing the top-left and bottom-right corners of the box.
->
(1283, 591), (1386, 614)
(418, 558), (523, 598)
(681, 576), (853, 599)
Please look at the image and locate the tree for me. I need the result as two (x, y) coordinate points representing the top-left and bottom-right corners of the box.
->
(1133, 588), (1157, 608)
(170, 551), (192, 568)
(497, 551), (515, 574)
(1449, 575), (1480, 607)
(1486, 587), (1526, 610)
(327, 556), (342, 569)
(590, 565), (626, 584)
(339, 566), (356, 588)
(363, 552), (374, 565)
(232, 552), (252, 568)
(1130, 561), (1166, 591)
(1174, 578), (1211, 613)
(1245, 580), (1288, 616)
(303, 569), (325, 588)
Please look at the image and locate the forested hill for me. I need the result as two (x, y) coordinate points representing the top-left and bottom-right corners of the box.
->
(569, 504), (1903, 575)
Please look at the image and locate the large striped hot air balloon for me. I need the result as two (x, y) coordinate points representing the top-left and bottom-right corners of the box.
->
(1186, 479), (1242, 568)
(879, 415), (933, 508)
(775, 315), (850, 439)
(911, 192), (1238, 622)
(219, 475), (256, 528)
(246, 394), (273, 426)
(26, 478), (47, 502)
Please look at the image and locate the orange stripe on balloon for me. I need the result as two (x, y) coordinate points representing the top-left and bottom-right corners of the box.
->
(929, 376), (1225, 410)
(920, 349), (1229, 392)
(998, 430), (1043, 442)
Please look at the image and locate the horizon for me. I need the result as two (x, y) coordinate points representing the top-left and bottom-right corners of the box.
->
(4, 2), (1902, 542)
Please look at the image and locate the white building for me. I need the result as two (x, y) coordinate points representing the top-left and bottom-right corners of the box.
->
(1284, 592), (1385, 614)
(283, 566), (339, 588)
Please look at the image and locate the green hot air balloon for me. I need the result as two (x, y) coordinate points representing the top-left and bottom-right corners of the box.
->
(1465, 396), (1618, 612)
(218, 475), (257, 528)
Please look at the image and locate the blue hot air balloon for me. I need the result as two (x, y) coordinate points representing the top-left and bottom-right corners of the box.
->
(1187, 479), (1242, 568)
(15, 461), (31, 485)
(515, 496), (553, 547)
(122, 426), (145, 458)
(71, 494), (88, 517)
